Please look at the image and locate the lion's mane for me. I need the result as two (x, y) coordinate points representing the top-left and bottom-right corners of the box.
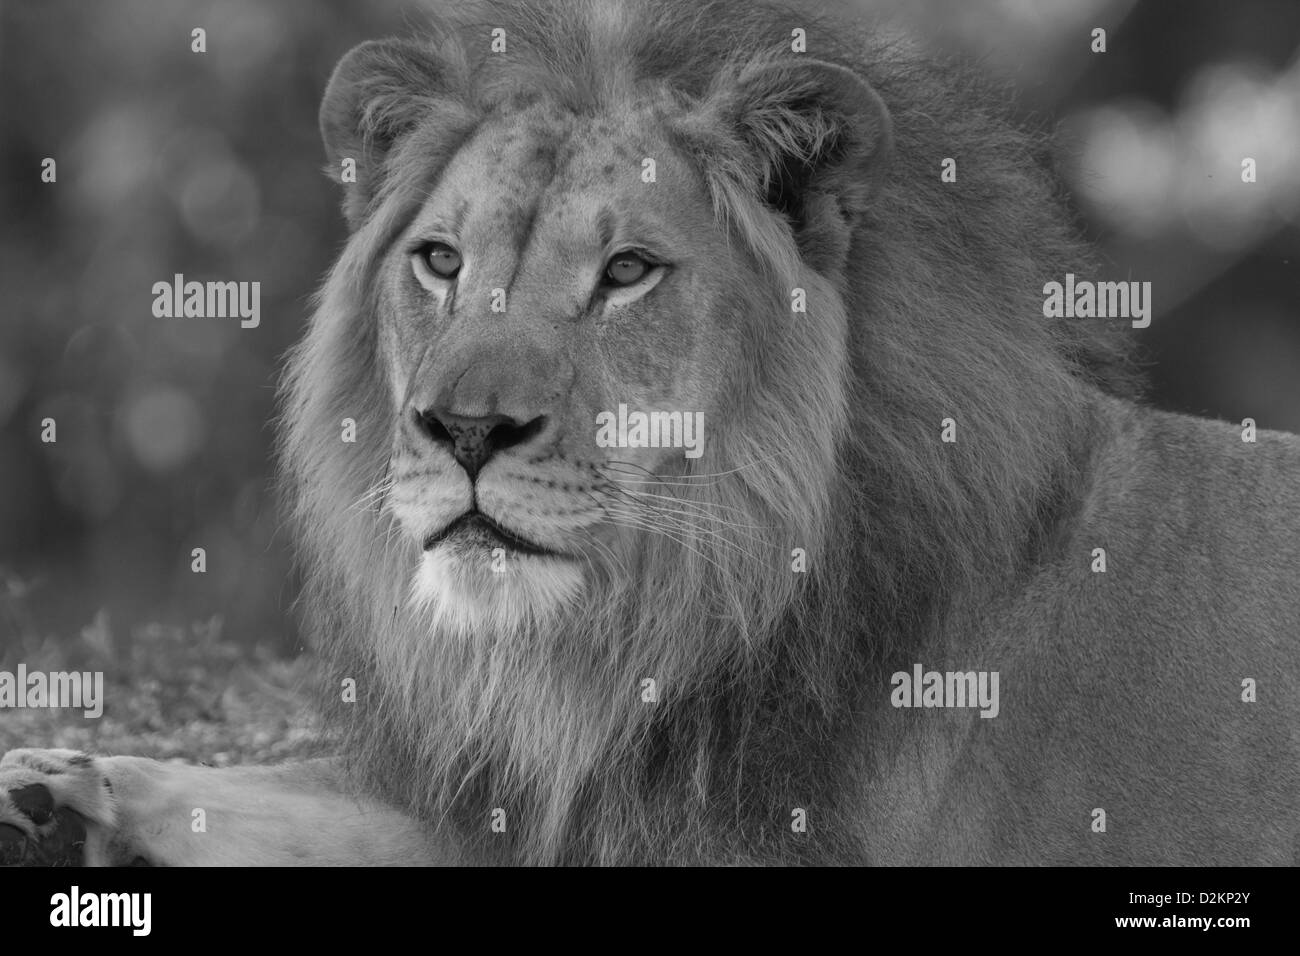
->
(279, 0), (1134, 864)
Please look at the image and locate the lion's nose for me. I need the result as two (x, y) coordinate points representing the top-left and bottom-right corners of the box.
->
(414, 407), (548, 479)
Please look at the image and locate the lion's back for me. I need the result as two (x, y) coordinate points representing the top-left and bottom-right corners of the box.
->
(941, 397), (1300, 864)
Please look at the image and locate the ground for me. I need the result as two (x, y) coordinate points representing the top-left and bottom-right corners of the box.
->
(0, 603), (326, 766)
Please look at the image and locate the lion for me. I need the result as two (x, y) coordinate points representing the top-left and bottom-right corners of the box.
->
(2, 0), (1298, 867)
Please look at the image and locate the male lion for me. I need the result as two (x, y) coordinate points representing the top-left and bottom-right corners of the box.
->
(2, 0), (1298, 866)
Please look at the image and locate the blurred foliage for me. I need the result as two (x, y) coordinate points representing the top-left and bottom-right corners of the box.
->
(1, 0), (415, 653)
(857, 0), (1300, 426)
(0, 1), (1297, 758)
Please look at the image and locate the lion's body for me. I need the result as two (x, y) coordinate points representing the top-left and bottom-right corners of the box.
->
(2, 0), (1297, 867)
(861, 399), (1300, 864)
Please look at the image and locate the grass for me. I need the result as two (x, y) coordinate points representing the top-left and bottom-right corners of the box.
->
(0, 597), (328, 766)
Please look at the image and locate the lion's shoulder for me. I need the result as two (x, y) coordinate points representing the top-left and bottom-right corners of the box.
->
(1089, 397), (1300, 528)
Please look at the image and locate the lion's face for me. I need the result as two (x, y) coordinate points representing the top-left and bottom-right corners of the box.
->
(375, 102), (743, 629)
(299, 35), (893, 651)
(291, 23), (894, 790)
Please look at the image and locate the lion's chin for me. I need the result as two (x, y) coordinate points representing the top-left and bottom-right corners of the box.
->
(410, 544), (586, 636)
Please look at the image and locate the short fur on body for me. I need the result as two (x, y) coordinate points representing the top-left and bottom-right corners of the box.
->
(1, 0), (1296, 867)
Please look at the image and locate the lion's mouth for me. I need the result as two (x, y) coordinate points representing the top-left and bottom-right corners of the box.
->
(423, 510), (560, 557)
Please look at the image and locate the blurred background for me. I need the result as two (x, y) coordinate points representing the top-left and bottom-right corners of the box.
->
(1, 0), (1298, 758)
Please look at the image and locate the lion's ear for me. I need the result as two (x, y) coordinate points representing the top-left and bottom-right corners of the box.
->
(694, 58), (893, 271)
(319, 39), (456, 228)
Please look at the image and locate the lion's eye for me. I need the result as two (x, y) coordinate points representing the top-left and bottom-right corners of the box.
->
(417, 242), (462, 280)
(603, 253), (651, 287)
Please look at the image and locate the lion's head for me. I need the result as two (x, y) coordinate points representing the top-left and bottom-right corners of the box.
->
(281, 0), (1133, 863)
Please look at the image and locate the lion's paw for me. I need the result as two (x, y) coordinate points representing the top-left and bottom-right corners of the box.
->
(0, 749), (117, 866)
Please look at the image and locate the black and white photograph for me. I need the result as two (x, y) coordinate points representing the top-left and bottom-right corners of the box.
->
(0, 0), (1297, 926)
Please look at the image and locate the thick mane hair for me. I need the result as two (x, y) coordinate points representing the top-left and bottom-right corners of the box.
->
(279, 0), (1136, 864)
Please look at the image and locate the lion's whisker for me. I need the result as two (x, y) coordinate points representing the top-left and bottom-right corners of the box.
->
(347, 470), (396, 517)
(600, 514), (731, 579)
(605, 485), (770, 528)
(597, 503), (756, 572)
(603, 458), (770, 481)
(600, 487), (773, 549)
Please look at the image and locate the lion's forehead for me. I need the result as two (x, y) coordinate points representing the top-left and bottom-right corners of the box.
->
(420, 103), (695, 249)
(472, 107), (645, 179)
